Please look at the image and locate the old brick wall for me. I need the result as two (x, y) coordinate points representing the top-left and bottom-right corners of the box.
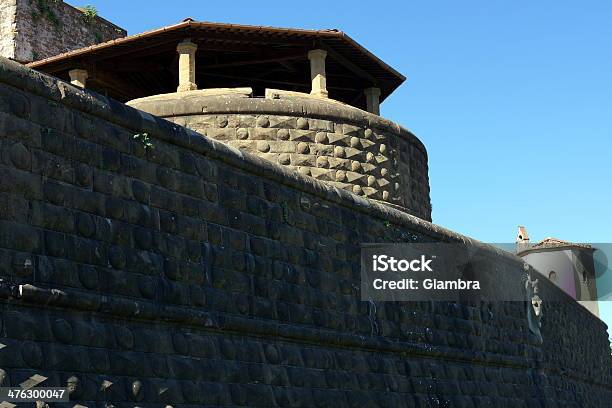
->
(0, 57), (610, 407)
(1, 0), (126, 63)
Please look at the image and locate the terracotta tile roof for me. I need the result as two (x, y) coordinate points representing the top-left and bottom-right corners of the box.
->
(531, 237), (592, 250)
(26, 19), (405, 106)
(517, 237), (593, 256)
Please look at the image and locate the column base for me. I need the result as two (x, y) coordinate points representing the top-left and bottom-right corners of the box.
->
(310, 90), (328, 98)
(177, 83), (198, 92)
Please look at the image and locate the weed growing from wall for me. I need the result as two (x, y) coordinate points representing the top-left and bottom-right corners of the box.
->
(82, 5), (98, 23)
(133, 133), (154, 150)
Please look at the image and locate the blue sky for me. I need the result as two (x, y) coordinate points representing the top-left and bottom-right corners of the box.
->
(93, 1), (612, 332)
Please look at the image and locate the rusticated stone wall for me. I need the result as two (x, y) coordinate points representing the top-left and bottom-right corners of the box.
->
(0, 0), (126, 63)
(128, 91), (432, 221)
(0, 58), (610, 407)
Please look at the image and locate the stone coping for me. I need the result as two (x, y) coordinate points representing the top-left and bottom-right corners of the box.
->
(127, 87), (254, 103)
(127, 88), (428, 157)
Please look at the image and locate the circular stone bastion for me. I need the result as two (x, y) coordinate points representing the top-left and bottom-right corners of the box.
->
(128, 88), (432, 221)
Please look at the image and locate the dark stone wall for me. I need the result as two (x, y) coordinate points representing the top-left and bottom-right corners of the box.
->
(0, 57), (610, 407)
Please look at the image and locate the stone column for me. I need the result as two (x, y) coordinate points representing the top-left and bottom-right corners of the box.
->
(364, 87), (381, 115)
(177, 40), (198, 92)
(308, 49), (328, 98)
(69, 69), (88, 88)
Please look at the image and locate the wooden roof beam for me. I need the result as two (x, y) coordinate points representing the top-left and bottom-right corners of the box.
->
(320, 42), (378, 85)
(90, 70), (146, 100)
(202, 53), (305, 70)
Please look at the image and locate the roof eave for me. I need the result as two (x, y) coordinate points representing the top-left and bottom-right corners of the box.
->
(27, 20), (192, 69)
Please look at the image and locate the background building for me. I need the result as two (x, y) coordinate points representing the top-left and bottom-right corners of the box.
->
(0, 0), (125, 62)
(517, 226), (600, 317)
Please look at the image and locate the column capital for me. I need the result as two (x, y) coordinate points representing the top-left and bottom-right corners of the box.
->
(364, 87), (381, 115)
(69, 69), (88, 88)
(308, 49), (327, 61)
(177, 40), (198, 54)
(364, 87), (381, 97)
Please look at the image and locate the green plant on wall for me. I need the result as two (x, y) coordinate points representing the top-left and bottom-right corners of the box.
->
(82, 5), (98, 23)
(31, 0), (61, 28)
(133, 133), (154, 150)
